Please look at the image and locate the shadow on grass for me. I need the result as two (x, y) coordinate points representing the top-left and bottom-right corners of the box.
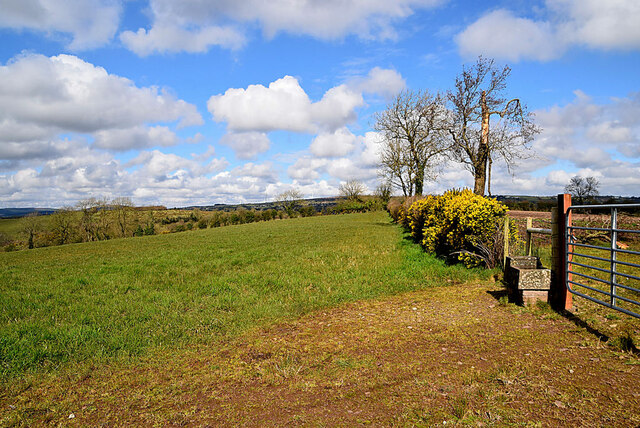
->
(556, 309), (610, 342)
(556, 309), (639, 355)
(484, 284), (617, 345)
(486, 288), (508, 301)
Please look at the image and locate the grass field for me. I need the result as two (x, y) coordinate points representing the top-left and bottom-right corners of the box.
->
(2, 211), (639, 426)
(0, 211), (488, 380)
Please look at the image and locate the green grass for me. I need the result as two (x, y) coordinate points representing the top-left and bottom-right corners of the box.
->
(0, 218), (23, 237)
(0, 212), (487, 379)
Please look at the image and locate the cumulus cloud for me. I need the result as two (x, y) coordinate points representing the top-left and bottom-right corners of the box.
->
(0, 146), (274, 208)
(355, 67), (406, 99)
(208, 69), (407, 137)
(120, 23), (245, 56)
(0, 53), (203, 169)
(0, 54), (202, 134)
(209, 76), (316, 133)
(0, 0), (121, 50)
(121, 0), (443, 56)
(219, 132), (271, 160)
(232, 162), (279, 183)
(208, 68), (403, 138)
(456, 10), (561, 62)
(309, 128), (357, 158)
(93, 126), (179, 151)
(456, 0), (640, 61)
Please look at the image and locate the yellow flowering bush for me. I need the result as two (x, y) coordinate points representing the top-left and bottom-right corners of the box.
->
(406, 189), (513, 268)
(407, 196), (436, 242)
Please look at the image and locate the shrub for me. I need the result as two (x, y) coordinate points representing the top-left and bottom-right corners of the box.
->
(133, 224), (144, 237)
(387, 198), (403, 222)
(406, 189), (512, 268)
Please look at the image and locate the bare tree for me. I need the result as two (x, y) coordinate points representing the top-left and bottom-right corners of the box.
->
(276, 189), (303, 218)
(77, 197), (110, 241)
(565, 176), (600, 204)
(50, 208), (75, 245)
(20, 213), (40, 249)
(112, 197), (134, 237)
(446, 57), (539, 196)
(375, 182), (392, 204)
(375, 90), (447, 196)
(339, 179), (366, 201)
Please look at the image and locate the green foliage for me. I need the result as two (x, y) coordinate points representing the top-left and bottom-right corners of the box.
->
(133, 224), (144, 237)
(404, 189), (511, 268)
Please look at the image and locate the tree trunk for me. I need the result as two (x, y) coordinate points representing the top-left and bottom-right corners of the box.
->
(487, 154), (492, 197)
(474, 90), (490, 196)
(414, 166), (424, 196)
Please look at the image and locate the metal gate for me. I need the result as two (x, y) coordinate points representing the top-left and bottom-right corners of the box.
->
(565, 203), (640, 318)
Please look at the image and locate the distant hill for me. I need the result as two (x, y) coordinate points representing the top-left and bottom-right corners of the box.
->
(0, 208), (56, 219)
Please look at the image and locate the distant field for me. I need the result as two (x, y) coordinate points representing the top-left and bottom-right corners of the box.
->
(0, 212), (488, 379)
(0, 218), (22, 236)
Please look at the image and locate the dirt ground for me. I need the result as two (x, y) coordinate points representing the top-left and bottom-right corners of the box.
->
(2, 280), (639, 427)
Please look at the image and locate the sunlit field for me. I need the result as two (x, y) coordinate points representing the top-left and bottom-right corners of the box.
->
(0, 211), (487, 379)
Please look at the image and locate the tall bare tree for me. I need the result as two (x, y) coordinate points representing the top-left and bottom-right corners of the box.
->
(565, 176), (600, 204)
(20, 213), (40, 249)
(112, 197), (134, 237)
(446, 57), (539, 196)
(375, 90), (447, 196)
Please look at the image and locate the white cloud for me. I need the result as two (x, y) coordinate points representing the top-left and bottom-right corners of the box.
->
(358, 132), (384, 167)
(120, 23), (245, 56)
(93, 126), (179, 151)
(232, 162), (279, 183)
(472, 90), (640, 196)
(208, 75), (363, 133)
(287, 157), (328, 184)
(552, 0), (640, 50)
(0, 0), (121, 50)
(586, 121), (634, 144)
(309, 128), (357, 158)
(0, 54), (202, 135)
(456, 9), (561, 62)
(327, 157), (377, 181)
(311, 85), (364, 132)
(209, 76), (314, 133)
(355, 67), (406, 99)
(456, 1), (640, 61)
(0, 53), (203, 169)
(219, 132), (271, 160)
(121, 0), (443, 56)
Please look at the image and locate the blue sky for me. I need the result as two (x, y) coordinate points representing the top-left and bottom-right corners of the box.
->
(1, 0), (639, 208)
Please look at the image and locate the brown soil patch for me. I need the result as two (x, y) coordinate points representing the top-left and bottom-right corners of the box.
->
(2, 282), (639, 426)
(509, 210), (552, 220)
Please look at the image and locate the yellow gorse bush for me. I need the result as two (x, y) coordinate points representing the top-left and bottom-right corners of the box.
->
(405, 189), (512, 268)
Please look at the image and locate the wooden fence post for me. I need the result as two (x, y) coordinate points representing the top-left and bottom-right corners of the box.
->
(503, 215), (510, 269)
(551, 194), (573, 311)
(525, 217), (533, 256)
